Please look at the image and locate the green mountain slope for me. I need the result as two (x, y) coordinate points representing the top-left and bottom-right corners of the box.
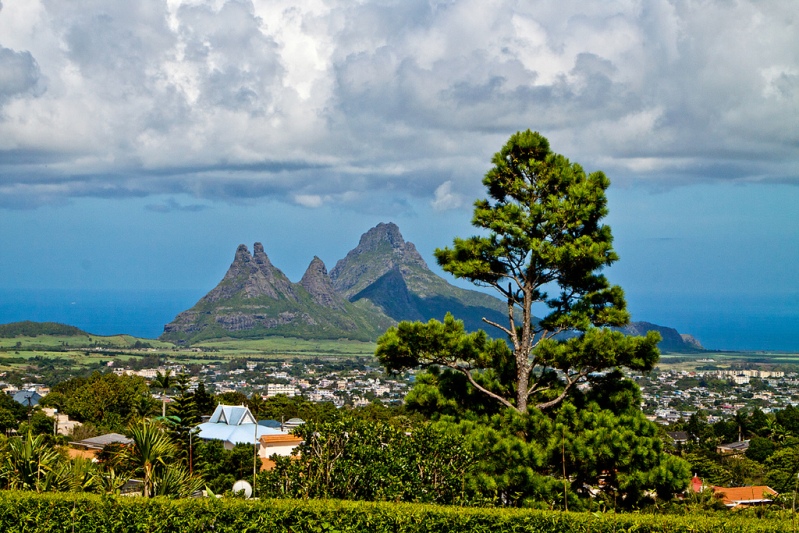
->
(160, 243), (393, 344)
(329, 222), (508, 333)
(159, 222), (705, 352)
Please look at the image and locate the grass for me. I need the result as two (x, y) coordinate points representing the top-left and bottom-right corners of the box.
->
(6, 329), (797, 372)
(656, 351), (799, 372)
(194, 336), (377, 357)
(0, 332), (379, 375)
(0, 334), (174, 350)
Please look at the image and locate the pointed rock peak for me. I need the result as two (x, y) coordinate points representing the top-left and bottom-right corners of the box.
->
(252, 242), (273, 267)
(234, 244), (252, 263)
(301, 256), (343, 309)
(357, 222), (405, 251)
(301, 256), (330, 285)
(305, 256), (328, 275)
(246, 241), (297, 301)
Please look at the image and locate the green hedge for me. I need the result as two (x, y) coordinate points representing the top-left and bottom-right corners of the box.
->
(0, 492), (792, 533)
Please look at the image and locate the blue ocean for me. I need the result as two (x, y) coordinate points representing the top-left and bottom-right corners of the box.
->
(0, 289), (797, 352)
(0, 289), (205, 339)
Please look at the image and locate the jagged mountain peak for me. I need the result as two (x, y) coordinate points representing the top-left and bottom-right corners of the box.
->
(305, 255), (326, 271)
(327, 222), (507, 332)
(330, 222), (428, 297)
(162, 241), (392, 344)
(300, 256), (345, 310)
(253, 242), (269, 262)
(234, 244), (251, 261)
(161, 225), (703, 352)
(202, 242), (298, 303)
(357, 222), (405, 251)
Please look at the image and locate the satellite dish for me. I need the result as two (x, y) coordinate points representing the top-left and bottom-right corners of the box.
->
(232, 480), (253, 498)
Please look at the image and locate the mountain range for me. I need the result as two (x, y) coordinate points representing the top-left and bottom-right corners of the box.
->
(160, 223), (704, 352)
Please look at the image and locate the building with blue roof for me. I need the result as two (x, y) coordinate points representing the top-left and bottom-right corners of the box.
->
(196, 404), (287, 450)
(13, 390), (42, 407)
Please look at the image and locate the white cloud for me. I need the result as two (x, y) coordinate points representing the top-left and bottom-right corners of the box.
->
(293, 194), (323, 208)
(0, 0), (797, 209)
(431, 180), (463, 211)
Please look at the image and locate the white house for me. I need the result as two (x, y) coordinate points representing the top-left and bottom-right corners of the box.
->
(196, 404), (285, 450)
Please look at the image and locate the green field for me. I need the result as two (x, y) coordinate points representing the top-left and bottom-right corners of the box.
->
(657, 351), (799, 371)
(0, 334), (174, 351)
(194, 336), (377, 357)
(3, 325), (797, 372)
(0, 331), (379, 372)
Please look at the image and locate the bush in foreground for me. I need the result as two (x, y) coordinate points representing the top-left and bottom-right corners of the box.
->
(0, 491), (793, 533)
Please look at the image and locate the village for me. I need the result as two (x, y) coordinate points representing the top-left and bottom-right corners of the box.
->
(635, 366), (792, 426)
(1, 355), (413, 417)
(6, 355), (798, 432)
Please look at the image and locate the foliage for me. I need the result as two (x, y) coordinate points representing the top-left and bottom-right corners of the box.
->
(151, 370), (173, 419)
(49, 372), (150, 431)
(0, 491), (794, 533)
(746, 436), (776, 463)
(20, 411), (55, 438)
(40, 457), (100, 494)
(429, 402), (689, 509)
(377, 130), (660, 414)
(0, 321), (87, 338)
(0, 410), (17, 437)
(776, 405), (799, 435)
(195, 441), (257, 495)
(764, 446), (799, 493)
(0, 393), (26, 426)
(123, 419), (177, 497)
(151, 463), (204, 498)
(683, 451), (733, 487)
(0, 432), (60, 492)
(368, 131), (691, 509)
(259, 416), (474, 505)
(257, 394), (338, 423)
(215, 391), (249, 407)
(193, 381), (216, 415)
(166, 374), (199, 467)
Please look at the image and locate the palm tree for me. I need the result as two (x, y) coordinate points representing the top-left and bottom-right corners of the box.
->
(152, 370), (173, 419)
(1, 431), (60, 492)
(763, 416), (790, 443)
(41, 457), (99, 493)
(132, 394), (159, 420)
(151, 463), (204, 497)
(124, 419), (176, 497)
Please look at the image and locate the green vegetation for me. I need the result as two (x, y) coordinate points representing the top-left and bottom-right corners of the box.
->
(0, 492), (793, 533)
(0, 332), (173, 351)
(673, 406), (799, 492)
(260, 415), (471, 504)
(371, 131), (686, 508)
(43, 372), (152, 433)
(0, 322), (87, 338)
(194, 336), (376, 357)
(379, 130), (660, 413)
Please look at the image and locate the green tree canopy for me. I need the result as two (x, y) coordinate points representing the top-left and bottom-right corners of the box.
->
(51, 372), (150, 430)
(377, 130), (659, 413)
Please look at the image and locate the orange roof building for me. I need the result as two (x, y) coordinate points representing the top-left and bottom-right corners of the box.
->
(713, 486), (778, 508)
(259, 433), (302, 458)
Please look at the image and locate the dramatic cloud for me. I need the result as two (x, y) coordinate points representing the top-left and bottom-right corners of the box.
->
(0, 0), (797, 209)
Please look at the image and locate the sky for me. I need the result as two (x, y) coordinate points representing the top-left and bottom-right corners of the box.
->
(0, 0), (797, 350)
